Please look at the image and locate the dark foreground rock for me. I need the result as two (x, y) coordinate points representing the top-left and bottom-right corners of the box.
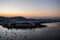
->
(2, 24), (47, 29)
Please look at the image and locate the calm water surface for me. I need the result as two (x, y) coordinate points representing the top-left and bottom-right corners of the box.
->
(0, 22), (60, 40)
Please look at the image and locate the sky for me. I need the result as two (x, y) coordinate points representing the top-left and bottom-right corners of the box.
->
(0, 0), (60, 17)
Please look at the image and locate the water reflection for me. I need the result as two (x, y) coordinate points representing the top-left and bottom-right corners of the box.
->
(43, 22), (60, 27)
(0, 22), (60, 40)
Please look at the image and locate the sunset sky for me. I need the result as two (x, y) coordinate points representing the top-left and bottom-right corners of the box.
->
(0, 0), (60, 17)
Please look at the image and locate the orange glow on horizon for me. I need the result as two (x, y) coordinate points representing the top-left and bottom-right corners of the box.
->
(0, 13), (60, 17)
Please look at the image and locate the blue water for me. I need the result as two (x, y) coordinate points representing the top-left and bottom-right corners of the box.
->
(0, 22), (60, 40)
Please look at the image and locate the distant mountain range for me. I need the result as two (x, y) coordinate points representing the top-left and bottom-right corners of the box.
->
(28, 17), (60, 19)
(0, 16), (60, 23)
(0, 16), (60, 29)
